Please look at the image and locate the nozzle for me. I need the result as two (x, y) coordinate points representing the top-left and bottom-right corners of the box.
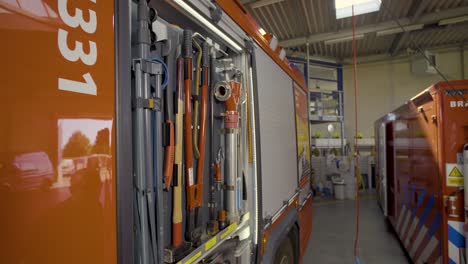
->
(149, 8), (157, 22)
(214, 81), (232, 102)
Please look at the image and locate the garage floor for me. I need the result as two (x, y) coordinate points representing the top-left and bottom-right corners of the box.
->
(302, 194), (410, 264)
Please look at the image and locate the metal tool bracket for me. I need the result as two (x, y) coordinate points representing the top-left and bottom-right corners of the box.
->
(209, 2), (222, 24)
(132, 58), (163, 75)
(223, 184), (235, 191)
(244, 38), (254, 54)
(134, 184), (154, 196)
(133, 97), (162, 111)
(132, 58), (163, 111)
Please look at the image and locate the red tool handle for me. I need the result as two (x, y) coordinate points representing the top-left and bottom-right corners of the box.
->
(213, 162), (221, 182)
(164, 120), (175, 189)
(194, 67), (209, 207)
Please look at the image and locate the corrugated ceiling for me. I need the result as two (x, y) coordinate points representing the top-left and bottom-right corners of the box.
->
(243, 0), (468, 60)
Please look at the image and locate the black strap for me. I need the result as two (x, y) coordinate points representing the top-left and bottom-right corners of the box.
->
(133, 97), (161, 111)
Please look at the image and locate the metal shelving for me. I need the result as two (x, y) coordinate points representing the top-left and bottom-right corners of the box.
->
(289, 57), (345, 154)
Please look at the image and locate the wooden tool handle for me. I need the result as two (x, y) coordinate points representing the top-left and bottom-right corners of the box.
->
(172, 57), (184, 247)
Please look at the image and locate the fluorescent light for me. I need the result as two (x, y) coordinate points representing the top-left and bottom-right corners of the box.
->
(173, 0), (242, 52)
(387, 113), (396, 121)
(335, 0), (381, 19)
(324, 34), (364, 45)
(258, 27), (267, 36)
(376, 24), (424, 37)
(269, 35), (278, 50)
(279, 48), (286, 60)
(376, 27), (403, 36)
(438, 15), (468, 26)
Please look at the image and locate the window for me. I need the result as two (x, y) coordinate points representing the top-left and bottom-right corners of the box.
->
(335, 0), (381, 19)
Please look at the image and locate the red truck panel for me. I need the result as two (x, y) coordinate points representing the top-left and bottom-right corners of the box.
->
(376, 81), (468, 264)
(0, 1), (117, 263)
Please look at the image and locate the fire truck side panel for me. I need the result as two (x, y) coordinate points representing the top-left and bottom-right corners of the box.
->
(383, 91), (443, 263)
(406, 92), (441, 263)
(115, 0), (134, 262)
(0, 0), (315, 262)
(299, 197), (313, 258)
(0, 1), (117, 263)
(376, 81), (468, 264)
(438, 81), (468, 264)
(375, 122), (388, 216)
(253, 43), (302, 262)
(215, 1), (313, 261)
(254, 45), (299, 219)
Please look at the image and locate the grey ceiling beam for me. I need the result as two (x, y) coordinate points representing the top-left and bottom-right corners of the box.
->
(281, 20), (410, 47)
(389, 0), (432, 56)
(246, 0), (286, 9)
(279, 5), (468, 48)
(341, 43), (468, 64)
(286, 50), (340, 63)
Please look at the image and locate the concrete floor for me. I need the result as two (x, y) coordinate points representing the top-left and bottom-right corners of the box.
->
(302, 195), (410, 264)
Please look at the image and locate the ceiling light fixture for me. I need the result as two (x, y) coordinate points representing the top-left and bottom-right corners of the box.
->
(173, 0), (242, 52)
(376, 24), (424, 37)
(324, 34), (364, 45)
(335, 0), (381, 19)
(258, 27), (267, 36)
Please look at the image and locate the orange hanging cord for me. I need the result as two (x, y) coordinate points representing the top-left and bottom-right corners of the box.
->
(351, 5), (361, 264)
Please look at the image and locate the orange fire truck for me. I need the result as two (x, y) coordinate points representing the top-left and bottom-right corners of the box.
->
(0, 0), (313, 263)
(375, 81), (468, 264)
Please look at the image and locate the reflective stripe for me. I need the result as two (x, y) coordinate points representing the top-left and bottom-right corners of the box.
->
(427, 213), (441, 238)
(448, 221), (465, 263)
(416, 189), (426, 207)
(399, 184), (416, 236)
(396, 184), (410, 232)
(404, 188), (426, 246)
(396, 205), (407, 233)
(418, 195), (434, 229)
(405, 216), (419, 247)
(410, 225), (428, 258)
(396, 204), (407, 232)
(448, 243), (459, 264)
(448, 221), (465, 248)
(418, 236), (439, 263)
(400, 209), (412, 237)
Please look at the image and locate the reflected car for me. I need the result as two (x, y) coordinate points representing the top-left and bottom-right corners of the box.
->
(60, 158), (75, 176)
(0, 152), (55, 192)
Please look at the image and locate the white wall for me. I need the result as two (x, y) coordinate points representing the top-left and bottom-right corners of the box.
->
(309, 48), (468, 146)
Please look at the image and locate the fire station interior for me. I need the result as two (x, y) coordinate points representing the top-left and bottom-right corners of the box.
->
(1, 0), (468, 264)
(246, 0), (468, 263)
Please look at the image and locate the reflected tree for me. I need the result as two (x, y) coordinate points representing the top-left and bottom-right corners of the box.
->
(63, 131), (91, 158)
(91, 128), (110, 154)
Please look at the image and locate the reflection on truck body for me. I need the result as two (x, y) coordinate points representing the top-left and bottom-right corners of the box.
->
(1, 151), (54, 192)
